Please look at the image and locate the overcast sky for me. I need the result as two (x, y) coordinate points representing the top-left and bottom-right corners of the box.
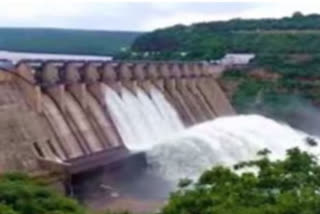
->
(1, 0), (320, 31)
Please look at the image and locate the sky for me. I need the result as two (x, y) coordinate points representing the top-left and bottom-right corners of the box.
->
(1, 0), (320, 31)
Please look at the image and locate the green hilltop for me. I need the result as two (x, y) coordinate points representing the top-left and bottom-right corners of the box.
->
(0, 28), (142, 56)
(130, 12), (320, 60)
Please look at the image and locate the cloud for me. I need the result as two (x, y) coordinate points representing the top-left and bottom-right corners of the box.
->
(141, 2), (263, 29)
(0, 1), (318, 31)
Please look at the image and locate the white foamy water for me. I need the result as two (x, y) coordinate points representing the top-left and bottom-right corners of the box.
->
(104, 85), (140, 148)
(146, 115), (320, 181)
(120, 87), (156, 147)
(104, 86), (319, 183)
(150, 87), (184, 131)
(104, 85), (184, 151)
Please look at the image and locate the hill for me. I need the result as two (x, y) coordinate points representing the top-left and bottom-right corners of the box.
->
(130, 13), (320, 60)
(129, 13), (320, 134)
(0, 28), (141, 56)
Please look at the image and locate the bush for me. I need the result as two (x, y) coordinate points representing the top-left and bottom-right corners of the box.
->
(0, 204), (18, 214)
(161, 148), (320, 214)
(0, 173), (85, 214)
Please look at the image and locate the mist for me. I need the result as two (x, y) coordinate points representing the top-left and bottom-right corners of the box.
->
(240, 94), (320, 137)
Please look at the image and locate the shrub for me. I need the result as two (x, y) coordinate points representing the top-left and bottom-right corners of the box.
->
(0, 173), (85, 214)
(161, 148), (320, 214)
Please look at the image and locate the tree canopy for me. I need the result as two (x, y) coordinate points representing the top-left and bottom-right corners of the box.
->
(128, 13), (320, 60)
(0, 173), (85, 214)
(161, 148), (320, 214)
(1, 148), (320, 214)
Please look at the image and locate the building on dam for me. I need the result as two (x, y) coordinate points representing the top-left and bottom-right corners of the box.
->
(0, 57), (234, 187)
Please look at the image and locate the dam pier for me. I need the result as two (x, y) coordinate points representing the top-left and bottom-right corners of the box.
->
(0, 60), (234, 189)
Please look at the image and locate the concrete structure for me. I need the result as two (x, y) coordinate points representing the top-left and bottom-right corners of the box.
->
(215, 53), (255, 65)
(0, 60), (234, 183)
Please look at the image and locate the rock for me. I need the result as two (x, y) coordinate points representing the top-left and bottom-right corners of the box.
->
(305, 137), (318, 147)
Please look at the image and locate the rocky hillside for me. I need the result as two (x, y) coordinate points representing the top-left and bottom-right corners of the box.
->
(220, 55), (320, 135)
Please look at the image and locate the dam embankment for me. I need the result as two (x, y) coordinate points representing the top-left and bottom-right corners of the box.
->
(0, 60), (234, 182)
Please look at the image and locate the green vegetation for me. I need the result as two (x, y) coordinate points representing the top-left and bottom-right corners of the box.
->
(254, 54), (320, 78)
(161, 147), (320, 214)
(0, 28), (141, 55)
(221, 53), (320, 118)
(129, 13), (320, 60)
(219, 60), (320, 136)
(0, 173), (85, 214)
(2, 147), (320, 214)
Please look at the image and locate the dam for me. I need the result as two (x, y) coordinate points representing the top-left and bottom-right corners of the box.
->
(0, 60), (234, 184)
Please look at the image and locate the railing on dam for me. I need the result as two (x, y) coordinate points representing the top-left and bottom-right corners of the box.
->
(0, 60), (235, 177)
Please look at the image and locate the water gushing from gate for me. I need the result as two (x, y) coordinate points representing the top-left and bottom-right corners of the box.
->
(146, 115), (320, 181)
(104, 85), (184, 151)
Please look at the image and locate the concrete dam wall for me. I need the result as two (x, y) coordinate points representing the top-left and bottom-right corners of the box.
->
(0, 61), (234, 178)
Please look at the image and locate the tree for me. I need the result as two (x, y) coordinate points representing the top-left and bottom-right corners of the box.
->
(0, 173), (85, 214)
(130, 13), (320, 60)
(161, 148), (320, 214)
(293, 11), (304, 18)
(0, 204), (18, 214)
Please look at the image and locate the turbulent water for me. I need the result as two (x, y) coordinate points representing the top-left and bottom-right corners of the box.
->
(104, 85), (184, 151)
(149, 87), (184, 131)
(104, 86), (319, 183)
(146, 115), (320, 181)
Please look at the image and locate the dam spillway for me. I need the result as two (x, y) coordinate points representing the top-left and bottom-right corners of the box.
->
(0, 60), (234, 180)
